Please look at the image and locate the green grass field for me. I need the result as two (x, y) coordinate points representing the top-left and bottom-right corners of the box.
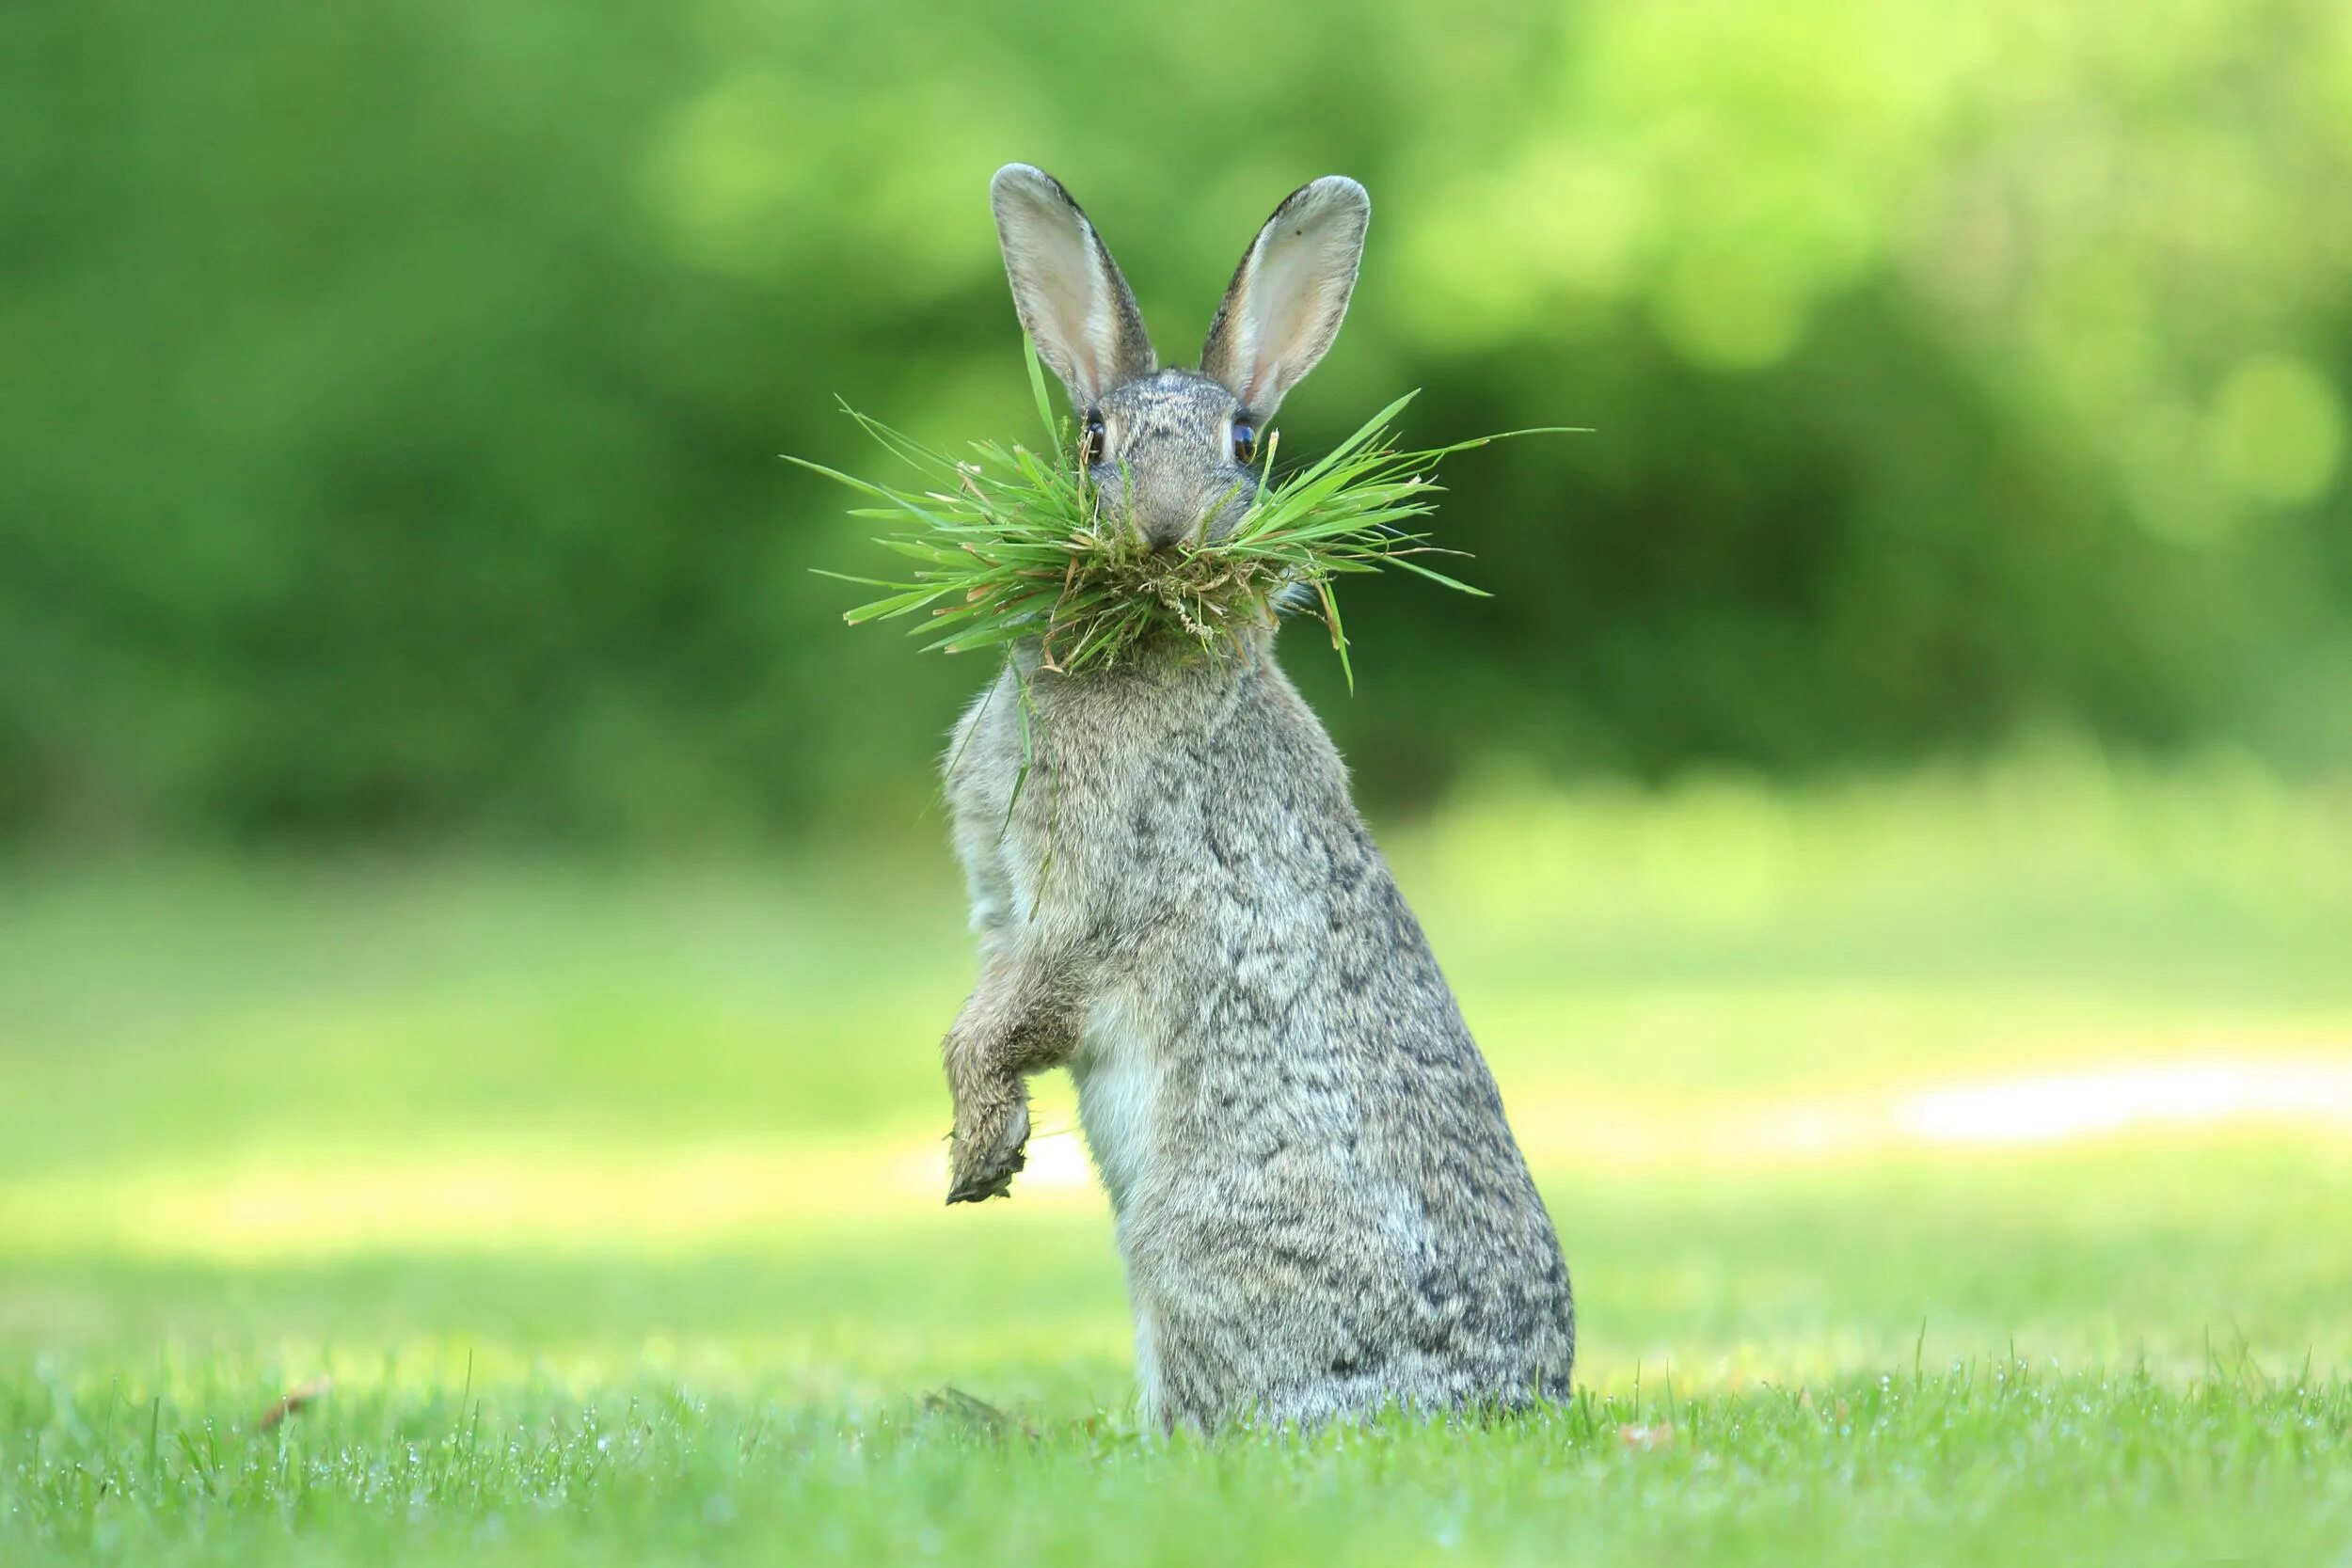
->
(6, 752), (2351, 1563)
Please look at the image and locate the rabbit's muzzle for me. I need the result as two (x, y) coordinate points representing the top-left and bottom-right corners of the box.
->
(1124, 471), (1254, 552)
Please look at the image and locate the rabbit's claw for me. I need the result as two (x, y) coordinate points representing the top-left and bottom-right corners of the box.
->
(946, 1098), (1029, 1205)
(946, 1153), (1023, 1205)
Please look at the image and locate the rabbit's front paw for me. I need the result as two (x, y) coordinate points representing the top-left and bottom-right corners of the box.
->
(946, 1095), (1030, 1205)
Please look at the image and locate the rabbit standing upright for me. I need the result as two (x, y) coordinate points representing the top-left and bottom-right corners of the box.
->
(940, 165), (1574, 1432)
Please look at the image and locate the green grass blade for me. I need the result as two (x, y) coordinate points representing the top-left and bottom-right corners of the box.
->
(1024, 336), (1061, 447)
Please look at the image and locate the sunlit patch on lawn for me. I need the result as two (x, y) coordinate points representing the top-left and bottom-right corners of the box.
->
(6, 1056), (2346, 1262)
(1894, 1059), (2352, 1144)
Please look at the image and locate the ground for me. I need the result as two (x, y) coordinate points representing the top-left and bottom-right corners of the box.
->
(4, 752), (2350, 1563)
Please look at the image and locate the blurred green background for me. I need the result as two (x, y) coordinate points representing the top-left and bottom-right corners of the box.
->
(6, 5), (2352, 1558)
(6, 0), (2350, 844)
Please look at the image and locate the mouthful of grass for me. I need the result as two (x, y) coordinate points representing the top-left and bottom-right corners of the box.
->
(790, 345), (1568, 691)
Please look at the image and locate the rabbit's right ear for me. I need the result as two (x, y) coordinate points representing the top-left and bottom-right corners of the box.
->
(990, 165), (1155, 407)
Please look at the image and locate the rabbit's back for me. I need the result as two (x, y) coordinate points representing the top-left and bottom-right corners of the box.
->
(946, 644), (1574, 1428)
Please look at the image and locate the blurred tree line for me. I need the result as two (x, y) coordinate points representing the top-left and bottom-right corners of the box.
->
(3, 0), (2347, 844)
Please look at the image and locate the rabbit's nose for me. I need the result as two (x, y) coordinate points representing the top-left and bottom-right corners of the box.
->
(1134, 495), (1206, 551)
(1139, 515), (1197, 552)
(1127, 470), (1234, 550)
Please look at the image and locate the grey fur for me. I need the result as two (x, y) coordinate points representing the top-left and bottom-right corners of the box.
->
(943, 166), (1574, 1432)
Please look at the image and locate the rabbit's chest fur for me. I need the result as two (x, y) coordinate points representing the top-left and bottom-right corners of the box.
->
(945, 644), (1348, 1118)
(1069, 991), (1160, 1212)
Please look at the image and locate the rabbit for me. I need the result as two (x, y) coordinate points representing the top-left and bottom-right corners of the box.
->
(938, 163), (1574, 1432)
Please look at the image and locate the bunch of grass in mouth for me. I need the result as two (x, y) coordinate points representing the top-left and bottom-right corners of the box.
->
(791, 344), (1568, 691)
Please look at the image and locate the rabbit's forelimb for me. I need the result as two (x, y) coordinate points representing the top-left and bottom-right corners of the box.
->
(943, 943), (1083, 1204)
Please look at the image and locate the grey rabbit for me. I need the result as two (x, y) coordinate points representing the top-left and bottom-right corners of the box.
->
(940, 163), (1575, 1431)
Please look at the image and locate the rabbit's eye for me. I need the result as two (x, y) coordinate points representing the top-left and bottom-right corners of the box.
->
(1232, 421), (1257, 465)
(1080, 412), (1106, 467)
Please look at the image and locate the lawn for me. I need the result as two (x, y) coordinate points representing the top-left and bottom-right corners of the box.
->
(5, 751), (2350, 1563)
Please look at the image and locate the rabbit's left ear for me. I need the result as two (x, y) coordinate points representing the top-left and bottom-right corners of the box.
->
(1200, 177), (1370, 418)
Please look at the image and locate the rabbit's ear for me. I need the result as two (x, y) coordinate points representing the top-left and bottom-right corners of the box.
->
(1200, 177), (1370, 418)
(990, 165), (1155, 406)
